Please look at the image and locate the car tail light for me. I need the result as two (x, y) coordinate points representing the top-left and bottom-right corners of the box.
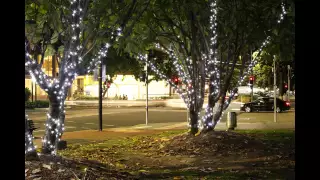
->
(286, 102), (290, 106)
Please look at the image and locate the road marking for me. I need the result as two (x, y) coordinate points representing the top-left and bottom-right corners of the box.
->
(133, 126), (153, 129)
(34, 130), (45, 132)
(231, 108), (240, 111)
(65, 126), (76, 129)
(239, 118), (251, 120)
(85, 123), (95, 125)
(239, 117), (256, 120)
(232, 102), (244, 104)
(104, 125), (115, 127)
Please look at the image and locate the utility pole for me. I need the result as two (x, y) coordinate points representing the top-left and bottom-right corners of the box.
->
(145, 58), (149, 126)
(98, 62), (103, 131)
(273, 56), (277, 123)
(250, 48), (253, 101)
(287, 65), (291, 102)
(35, 84), (37, 101)
(31, 82), (34, 102)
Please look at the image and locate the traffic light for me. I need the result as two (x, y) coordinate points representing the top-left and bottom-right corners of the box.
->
(174, 77), (179, 85)
(284, 83), (288, 93)
(249, 76), (254, 85)
(103, 80), (111, 89)
(106, 81), (111, 88)
(140, 73), (146, 82)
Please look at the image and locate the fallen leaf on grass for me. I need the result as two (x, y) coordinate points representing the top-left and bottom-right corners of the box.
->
(32, 168), (41, 174)
(173, 176), (184, 180)
(139, 170), (149, 172)
(42, 164), (51, 170)
(58, 169), (65, 172)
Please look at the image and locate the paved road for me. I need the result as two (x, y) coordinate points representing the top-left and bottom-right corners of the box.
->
(28, 103), (294, 136)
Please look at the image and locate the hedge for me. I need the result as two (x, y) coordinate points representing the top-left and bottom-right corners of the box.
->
(25, 88), (31, 102)
(25, 100), (50, 109)
(25, 101), (36, 109)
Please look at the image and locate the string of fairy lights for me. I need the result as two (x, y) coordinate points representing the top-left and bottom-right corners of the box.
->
(139, 1), (288, 131)
(200, 0), (219, 130)
(137, 54), (191, 106)
(25, 0), (288, 154)
(25, 113), (37, 154)
(25, 0), (118, 154)
(154, 43), (192, 108)
(216, 2), (288, 125)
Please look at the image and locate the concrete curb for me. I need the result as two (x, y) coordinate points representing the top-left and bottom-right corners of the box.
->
(100, 122), (295, 131)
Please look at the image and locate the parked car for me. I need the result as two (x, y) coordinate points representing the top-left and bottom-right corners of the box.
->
(240, 97), (290, 113)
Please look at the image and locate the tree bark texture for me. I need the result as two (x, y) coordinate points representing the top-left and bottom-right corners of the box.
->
(42, 94), (65, 154)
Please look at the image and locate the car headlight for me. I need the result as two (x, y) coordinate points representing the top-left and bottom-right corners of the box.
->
(240, 104), (244, 107)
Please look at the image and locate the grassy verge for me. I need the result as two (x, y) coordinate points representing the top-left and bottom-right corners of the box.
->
(59, 129), (294, 179)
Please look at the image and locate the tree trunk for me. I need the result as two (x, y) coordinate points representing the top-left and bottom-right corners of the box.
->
(102, 88), (108, 97)
(202, 75), (217, 132)
(25, 114), (39, 161)
(279, 66), (284, 99)
(42, 94), (65, 154)
(189, 108), (199, 135)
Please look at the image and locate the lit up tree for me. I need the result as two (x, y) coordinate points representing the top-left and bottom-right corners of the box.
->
(25, 112), (37, 159)
(25, 0), (147, 154)
(137, 0), (288, 134)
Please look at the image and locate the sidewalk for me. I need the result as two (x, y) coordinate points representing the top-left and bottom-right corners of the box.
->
(108, 121), (295, 131)
(33, 121), (294, 148)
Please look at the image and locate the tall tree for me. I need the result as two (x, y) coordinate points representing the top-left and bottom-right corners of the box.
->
(129, 0), (290, 134)
(25, 0), (147, 154)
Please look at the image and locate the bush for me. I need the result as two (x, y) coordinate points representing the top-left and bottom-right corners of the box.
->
(25, 88), (31, 102)
(73, 95), (114, 100)
(25, 101), (36, 109)
(35, 100), (50, 108)
(25, 100), (49, 109)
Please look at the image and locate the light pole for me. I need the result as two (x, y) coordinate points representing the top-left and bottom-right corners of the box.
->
(145, 58), (149, 126)
(250, 48), (253, 101)
(287, 65), (291, 102)
(273, 55), (277, 123)
(98, 62), (103, 131)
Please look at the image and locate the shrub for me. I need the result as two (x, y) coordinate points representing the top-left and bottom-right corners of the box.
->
(25, 101), (36, 109)
(25, 100), (49, 109)
(25, 88), (31, 102)
(35, 100), (50, 108)
(74, 95), (109, 100)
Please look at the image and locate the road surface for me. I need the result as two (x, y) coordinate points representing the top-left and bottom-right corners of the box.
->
(28, 103), (294, 137)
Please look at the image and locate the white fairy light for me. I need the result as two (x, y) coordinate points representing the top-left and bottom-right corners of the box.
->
(24, 0), (124, 154)
(141, 1), (288, 132)
(25, 113), (36, 154)
(217, 3), (288, 127)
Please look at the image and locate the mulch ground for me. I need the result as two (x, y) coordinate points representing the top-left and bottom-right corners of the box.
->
(26, 130), (295, 179)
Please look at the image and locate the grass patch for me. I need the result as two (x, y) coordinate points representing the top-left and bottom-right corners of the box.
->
(235, 129), (294, 142)
(143, 169), (289, 180)
(59, 129), (294, 179)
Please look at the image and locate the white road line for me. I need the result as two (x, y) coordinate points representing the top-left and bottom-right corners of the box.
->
(85, 123), (95, 125)
(103, 125), (115, 127)
(34, 130), (45, 132)
(133, 126), (153, 129)
(65, 126), (76, 129)
(239, 118), (251, 120)
(232, 102), (243, 104)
